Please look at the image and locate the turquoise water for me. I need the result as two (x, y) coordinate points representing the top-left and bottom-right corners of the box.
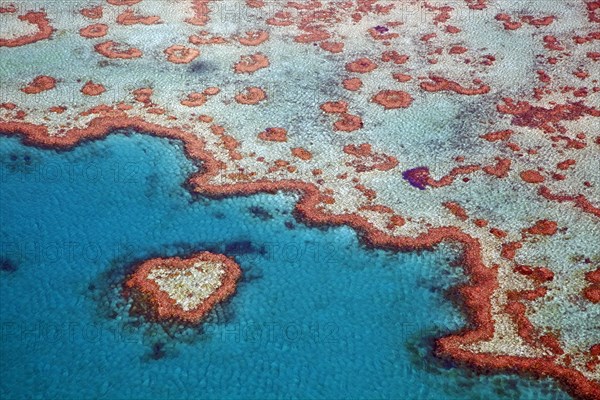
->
(0, 133), (569, 400)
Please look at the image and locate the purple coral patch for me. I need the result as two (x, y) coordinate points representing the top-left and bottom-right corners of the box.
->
(402, 167), (430, 190)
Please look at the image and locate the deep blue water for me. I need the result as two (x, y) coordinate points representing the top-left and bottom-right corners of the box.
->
(0, 132), (570, 400)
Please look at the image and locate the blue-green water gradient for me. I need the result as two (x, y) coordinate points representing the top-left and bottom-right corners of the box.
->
(0, 133), (569, 400)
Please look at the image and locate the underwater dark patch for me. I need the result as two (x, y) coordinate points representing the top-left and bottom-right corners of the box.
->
(405, 327), (464, 375)
(188, 61), (217, 74)
(144, 172), (160, 198)
(150, 342), (166, 359)
(248, 206), (273, 220)
(0, 257), (17, 273)
(223, 241), (267, 258)
(284, 220), (295, 229)
(212, 211), (226, 219)
(225, 240), (258, 255)
(239, 265), (263, 284)
(140, 341), (173, 362)
(1, 151), (38, 174)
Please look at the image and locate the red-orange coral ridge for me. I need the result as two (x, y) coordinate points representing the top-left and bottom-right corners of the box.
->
(21, 75), (56, 94)
(94, 41), (142, 59)
(79, 24), (109, 39)
(164, 45), (200, 64)
(0, 11), (54, 47)
(124, 252), (241, 323)
(420, 75), (490, 95)
(0, 117), (598, 400)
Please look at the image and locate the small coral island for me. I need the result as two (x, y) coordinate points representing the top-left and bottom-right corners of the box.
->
(124, 252), (241, 324)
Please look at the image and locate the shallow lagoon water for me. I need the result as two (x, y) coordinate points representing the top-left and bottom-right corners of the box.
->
(0, 133), (570, 399)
